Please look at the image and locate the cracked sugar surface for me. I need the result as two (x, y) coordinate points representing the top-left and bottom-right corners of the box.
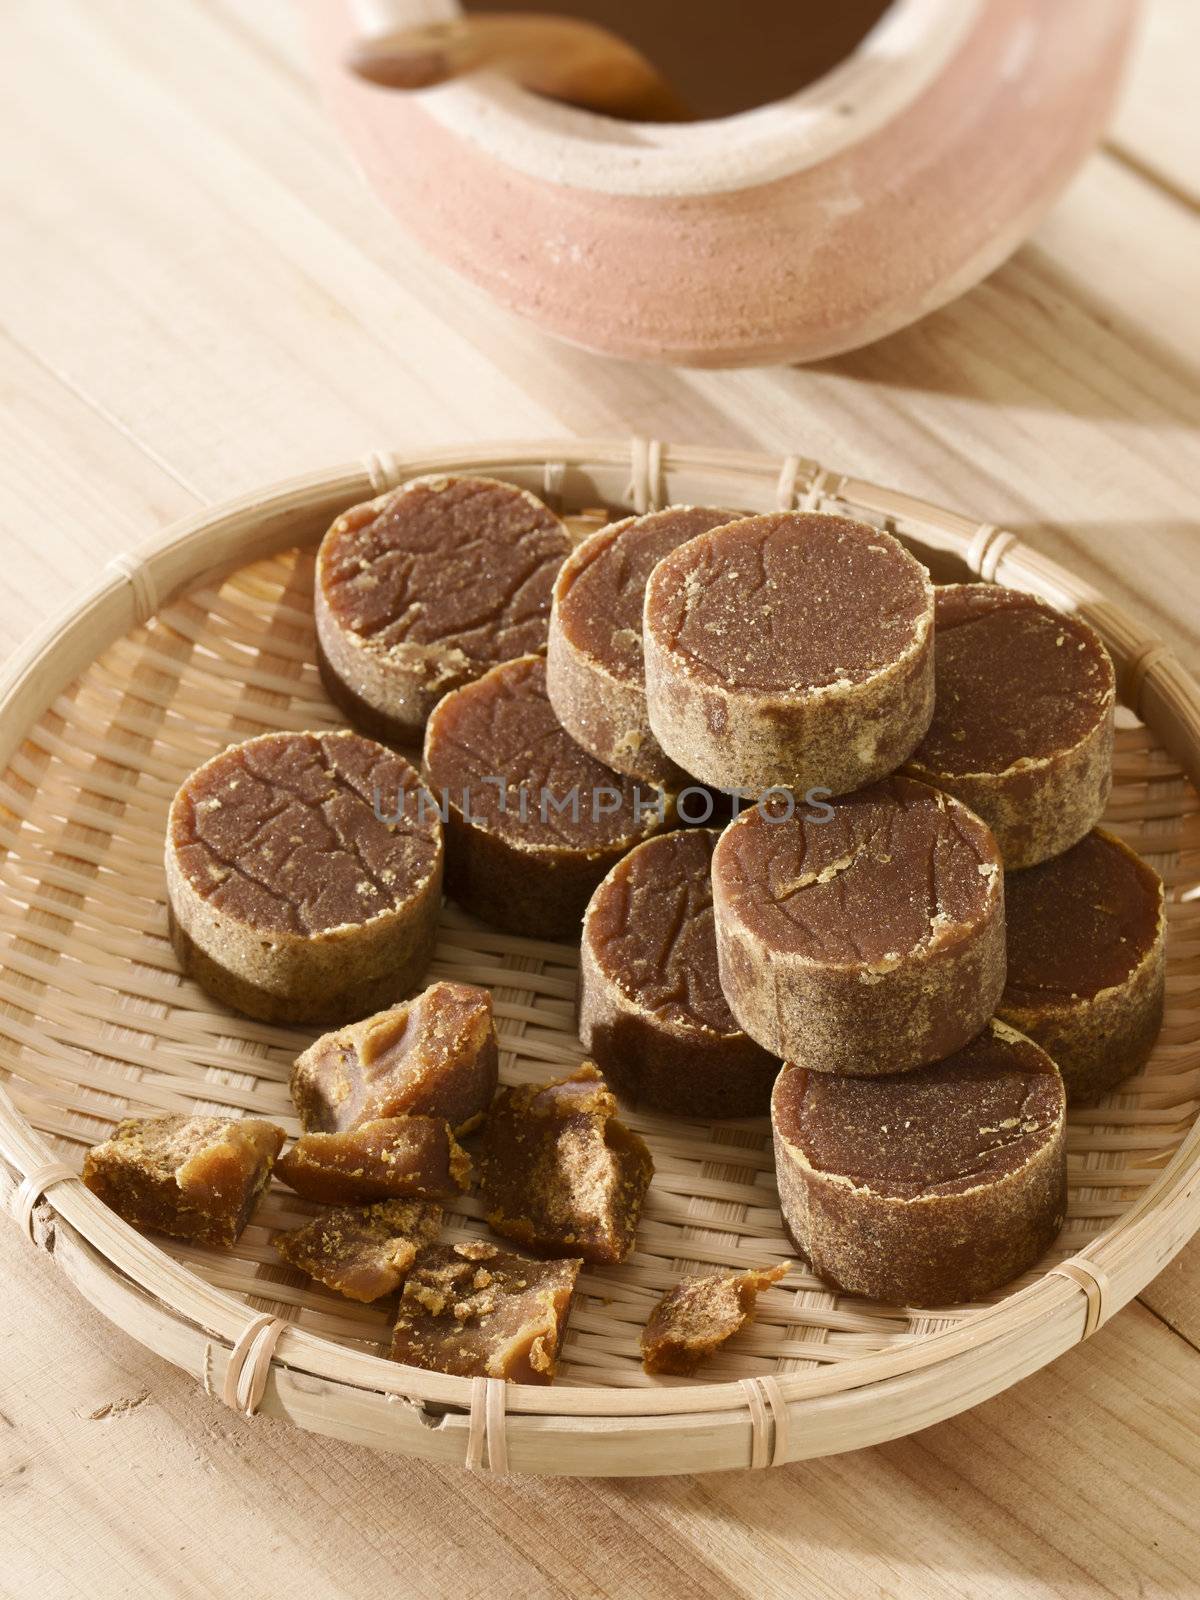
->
(424, 655), (662, 850)
(585, 828), (738, 1034)
(716, 778), (997, 966)
(557, 506), (738, 679)
(170, 730), (440, 937)
(322, 476), (569, 664)
(646, 513), (930, 694)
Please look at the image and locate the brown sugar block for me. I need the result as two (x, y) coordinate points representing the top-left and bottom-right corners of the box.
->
(274, 1198), (443, 1302)
(315, 474), (570, 745)
(546, 505), (740, 783)
(479, 1064), (653, 1264)
(640, 1263), (788, 1376)
(905, 584), (1115, 868)
(275, 1117), (470, 1204)
(82, 1114), (284, 1248)
(389, 1240), (581, 1384)
(643, 512), (934, 794)
(772, 1020), (1067, 1306)
(998, 828), (1165, 1104)
(711, 777), (1005, 1075)
(166, 730), (443, 1026)
(290, 980), (498, 1136)
(422, 654), (670, 938)
(579, 829), (780, 1118)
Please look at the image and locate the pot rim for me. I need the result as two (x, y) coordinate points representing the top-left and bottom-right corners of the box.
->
(349, 0), (982, 197)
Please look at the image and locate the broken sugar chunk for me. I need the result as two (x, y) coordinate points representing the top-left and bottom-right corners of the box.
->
(290, 980), (498, 1136)
(479, 1063), (653, 1264)
(275, 1198), (443, 1302)
(389, 1240), (581, 1383)
(275, 1117), (470, 1204)
(640, 1263), (788, 1376)
(82, 1113), (284, 1248)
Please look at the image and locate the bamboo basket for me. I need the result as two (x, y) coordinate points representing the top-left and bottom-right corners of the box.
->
(1, 438), (1197, 1479)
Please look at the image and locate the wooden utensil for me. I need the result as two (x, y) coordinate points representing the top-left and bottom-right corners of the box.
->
(347, 12), (688, 120)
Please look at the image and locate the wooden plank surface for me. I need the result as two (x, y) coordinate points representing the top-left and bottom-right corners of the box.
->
(3, 1227), (1199, 1600)
(0, 3), (1197, 1596)
(1110, 0), (1200, 207)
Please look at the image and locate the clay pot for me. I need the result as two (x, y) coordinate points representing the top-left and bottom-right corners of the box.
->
(310, 0), (1138, 367)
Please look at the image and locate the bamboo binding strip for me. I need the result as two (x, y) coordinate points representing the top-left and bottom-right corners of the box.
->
(1050, 1259), (1112, 1341)
(11, 1161), (77, 1245)
(217, 1313), (290, 1417)
(0, 437), (1197, 1478)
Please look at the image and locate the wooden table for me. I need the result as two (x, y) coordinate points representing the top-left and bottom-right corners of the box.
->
(1, 4), (1197, 1595)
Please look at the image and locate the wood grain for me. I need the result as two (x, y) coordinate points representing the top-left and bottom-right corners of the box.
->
(1110, 0), (1200, 208)
(3, 1223), (1199, 1600)
(1141, 1235), (1200, 1351)
(0, 0), (1197, 1593)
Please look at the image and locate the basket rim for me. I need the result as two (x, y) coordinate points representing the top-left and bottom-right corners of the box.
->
(1, 436), (1198, 1463)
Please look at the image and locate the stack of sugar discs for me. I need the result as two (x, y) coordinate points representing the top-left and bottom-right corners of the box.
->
(158, 474), (1164, 1319)
(558, 501), (1159, 1307)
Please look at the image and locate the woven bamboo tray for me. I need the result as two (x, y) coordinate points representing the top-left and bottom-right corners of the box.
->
(1, 438), (1197, 1478)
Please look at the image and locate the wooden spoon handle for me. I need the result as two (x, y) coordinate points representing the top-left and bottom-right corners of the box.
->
(346, 13), (688, 121)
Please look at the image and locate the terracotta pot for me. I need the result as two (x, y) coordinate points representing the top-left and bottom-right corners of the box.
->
(310, 0), (1139, 367)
